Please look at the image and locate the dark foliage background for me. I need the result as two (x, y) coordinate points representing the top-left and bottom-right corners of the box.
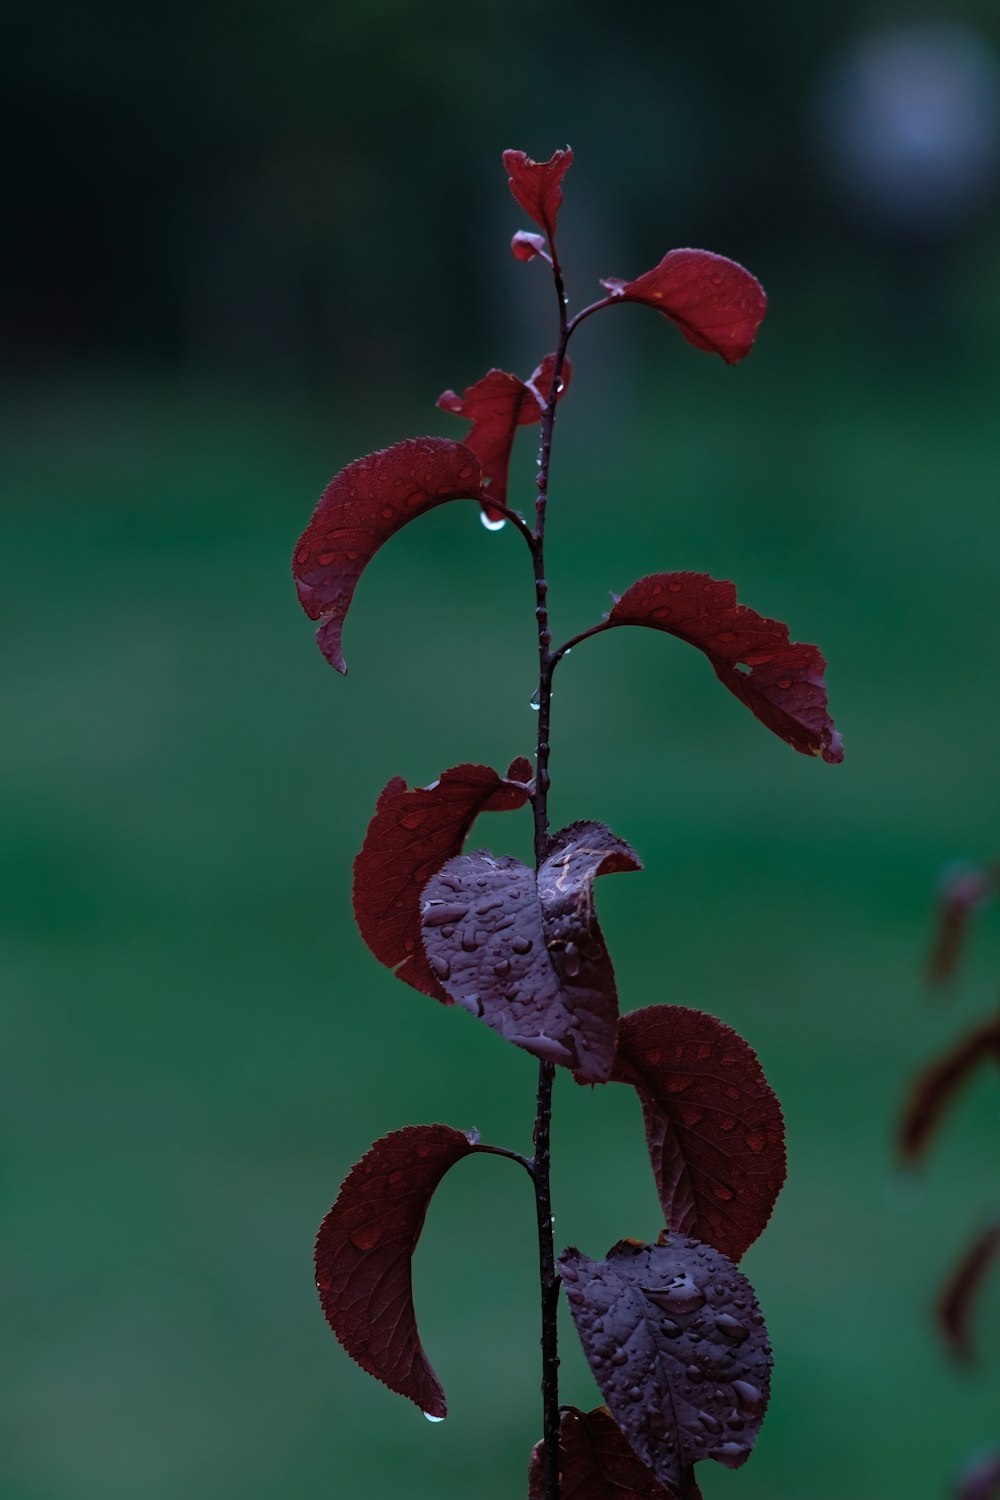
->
(5, 3), (1000, 1497)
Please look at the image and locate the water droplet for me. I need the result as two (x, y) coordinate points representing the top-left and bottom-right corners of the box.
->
(715, 1314), (748, 1343)
(423, 1411), (445, 1424)
(461, 931), (479, 952)
(350, 1224), (383, 1251)
(679, 1105), (703, 1128)
(562, 943), (581, 977)
(628, 1386), (642, 1401)
(719, 1115), (736, 1132)
(611, 1350), (628, 1365)
(528, 688), (541, 711)
(645, 1274), (705, 1313)
(494, 959), (511, 977)
(745, 1132), (766, 1154)
(400, 811), (427, 831)
(512, 936), (532, 954)
(698, 1411), (722, 1434)
(732, 1380), (763, 1413)
(424, 902), (469, 927)
(431, 955), (451, 980)
(480, 510), (506, 532)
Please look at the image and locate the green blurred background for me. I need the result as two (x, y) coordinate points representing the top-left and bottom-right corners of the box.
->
(6, 3), (1000, 1497)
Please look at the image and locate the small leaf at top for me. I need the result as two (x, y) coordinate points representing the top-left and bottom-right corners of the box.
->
(512, 230), (548, 263)
(957, 1447), (1000, 1500)
(421, 820), (641, 1081)
(314, 1123), (488, 1417)
(601, 250), (766, 364)
(898, 1017), (1000, 1166)
(937, 1220), (1000, 1365)
(354, 760), (533, 1001)
(437, 355), (571, 522)
(606, 1006), (786, 1263)
(293, 437), (485, 673)
(528, 1405), (687, 1499)
(928, 862), (998, 987)
(503, 147), (573, 242)
(560, 1235), (771, 1494)
(607, 572), (843, 763)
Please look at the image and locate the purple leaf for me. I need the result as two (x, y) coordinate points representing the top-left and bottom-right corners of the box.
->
(607, 1006), (786, 1263)
(292, 437), (485, 673)
(512, 230), (548, 263)
(560, 1235), (771, 1494)
(314, 1124), (487, 1417)
(420, 820), (640, 1081)
(528, 1405), (688, 1499)
(503, 147), (573, 241)
(606, 572), (843, 763)
(600, 250), (766, 364)
(937, 1221), (1000, 1365)
(353, 759), (532, 1000)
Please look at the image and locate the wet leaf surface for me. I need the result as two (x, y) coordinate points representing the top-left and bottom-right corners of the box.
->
(421, 821), (640, 1080)
(353, 759), (532, 999)
(503, 147), (573, 241)
(607, 572), (842, 763)
(560, 1236), (771, 1494)
(600, 250), (766, 364)
(314, 1124), (487, 1416)
(607, 1006), (785, 1262)
(292, 437), (485, 672)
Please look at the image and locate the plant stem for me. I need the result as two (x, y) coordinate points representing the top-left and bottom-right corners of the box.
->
(529, 240), (572, 1500)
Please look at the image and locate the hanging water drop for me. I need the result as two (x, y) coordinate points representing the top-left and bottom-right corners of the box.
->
(529, 687), (541, 711)
(423, 1411), (445, 1424)
(480, 510), (506, 532)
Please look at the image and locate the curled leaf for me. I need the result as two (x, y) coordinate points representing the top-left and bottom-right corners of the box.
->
(314, 1124), (487, 1416)
(560, 1235), (771, 1494)
(437, 355), (571, 522)
(353, 759), (532, 1000)
(421, 820), (641, 1081)
(606, 572), (843, 763)
(898, 1017), (1000, 1166)
(528, 1405), (684, 1499)
(928, 862), (998, 988)
(512, 230), (548, 263)
(607, 1006), (785, 1263)
(503, 147), (573, 242)
(601, 250), (766, 364)
(293, 437), (485, 673)
(937, 1220), (1000, 1365)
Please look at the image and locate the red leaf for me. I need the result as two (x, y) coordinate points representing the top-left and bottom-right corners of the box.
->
(437, 355), (571, 522)
(607, 573), (843, 763)
(528, 1406), (686, 1499)
(421, 820), (641, 1081)
(957, 1448), (1000, 1500)
(560, 1235), (771, 1494)
(512, 230), (548, 263)
(293, 437), (485, 673)
(937, 1221), (1000, 1365)
(928, 863), (998, 987)
(898, 1018), (1000, 1165)
(601, 250), (766, 365)
(314, 1123), (486, 1416)
(353, 760), (532, 1001)
(503, 147), (573, 242)
(607, 1007), (786, 1263)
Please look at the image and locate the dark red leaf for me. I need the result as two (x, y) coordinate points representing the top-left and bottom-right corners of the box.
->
(421, 820), (640, 1081)
(503, 147), (573, 242)
(928, 863), (998, 987)
(606, 1006), (785, 1263)
(512, 230), (548, 263)
(607, 573), (843, 763)
(937, 1221), (1000, 1364)
(314, 1123), (486, 1417)
(437, 355), (570, 522)
(528, 1406), (689, 1499)
(293, 437), (485, 673)
(898, 1018), (1000, 1165)
(353, 760), (532, 1001)
(957, 1447), (1000, 1500)
(560, 1235), (771, 1494)
(600, 250), (766, 365)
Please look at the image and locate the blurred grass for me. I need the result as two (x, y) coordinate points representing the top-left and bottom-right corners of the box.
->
(3, 337), (1000, 1500)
